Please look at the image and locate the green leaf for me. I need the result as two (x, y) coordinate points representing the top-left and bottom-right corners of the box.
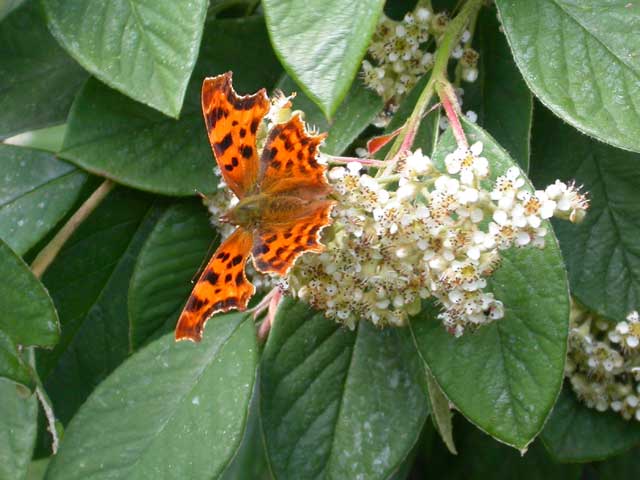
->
(0, 145), (88, 256)
(495, 0), (640, 153)
(4, 124), (67, 153)
(46, 313), (257, 480)
(276, 75), (384, 155)
(425, 370), (456, 455)
(129, 201), (215, 349)
(462, 4), (532, 170)
(595, 447), (640, 479)
(263, 0), (385, 118)
(26, 458), (50, 480)
(541, 387), (640, 462)
(0, 332), (34, 388)
(260, 299), (429, 479)
(0, 2), (87, 139)
(411, 118), (570, 449)
(37, 188), (162, 424)
(425, 416), (582, 479)
(0, 378), (38, 480)
(530, 105), (640, 322)
(47, 314), (258, 480)
(220, 387), (270, 480)
(58, 17), (281, 196)
(0, 0), (25, 21)
(42, 0), (208, 118)
(0, 238), (59, 348)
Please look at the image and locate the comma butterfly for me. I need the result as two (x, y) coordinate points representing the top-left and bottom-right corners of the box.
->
(175, 72), (335, 342)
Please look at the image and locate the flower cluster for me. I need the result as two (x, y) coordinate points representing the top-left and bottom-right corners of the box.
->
(566, 305), (640, 422)
(361, 2), (479, 123)
(289, 144), (589, 334)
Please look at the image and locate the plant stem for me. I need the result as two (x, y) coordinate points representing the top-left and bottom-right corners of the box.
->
(382, 0), (483, 166)
(31, 179), (115, 279)
(326, 155), (387, 167)
(439, 81), (468, 148)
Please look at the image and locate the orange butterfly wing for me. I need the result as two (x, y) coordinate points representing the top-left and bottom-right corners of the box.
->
(175, 228), (254, 342)
(252, 113), (335, 275)
(252, 200), (335, 276)
(202, 72), (269, 198)
(259, 113), (330, 198)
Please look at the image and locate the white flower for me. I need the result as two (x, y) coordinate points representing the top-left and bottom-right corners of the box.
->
(462, 67), (478, 82)
(444, 142), (489, 185)
(416, 7), (431, 22)
(465, 110), (478, 123)
(404, 149), (433, 175)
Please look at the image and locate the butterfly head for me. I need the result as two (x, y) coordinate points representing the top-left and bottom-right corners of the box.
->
(221, 194), (266, 227)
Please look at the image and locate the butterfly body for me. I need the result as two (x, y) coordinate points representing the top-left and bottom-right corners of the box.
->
(175, 72), (334, 342)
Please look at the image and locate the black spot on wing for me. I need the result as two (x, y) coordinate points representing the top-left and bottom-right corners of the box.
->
(214, 133), (233, 155)
(250, 118), (260, 134)
(203, 271), (220, 285)
(208, 107), (228, 127)
(240, 145), (253, 159)
(186, 296), (207, 312)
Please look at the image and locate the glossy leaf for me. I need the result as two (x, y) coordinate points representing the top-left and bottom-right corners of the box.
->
(541, 387), (640, 462)
(3, 124), (67, 153)
(0, 332), (33, 388)
(37, 188), (161, 424)
(263, 0), (385, 118)
(276, 75), (383, 155)
(0, 378), (38, 480)
(42, 0), (208, 117)
(411, 119), (569, 449)
(595, 446), (640, 479)
(425, 370), (456, 455)
(426, 416), (582, 479)
(59, 17), (281, 196)
(0, 2), (87, 139)
(530, 105), (640, 321)
(0, 0), (25, 21)
(495, 0), (640, 153)
(462, 4), (532, 170)
(128, 201), (215, 349)
(261, 299), (429, 479)
(0, 144), (87, 256)
(26, 458), (50, 480)
(0, 238), (59, 348)
(46, 314), (258, 480)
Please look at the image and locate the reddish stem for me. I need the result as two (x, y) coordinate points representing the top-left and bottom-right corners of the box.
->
(439, 87), (468, 149)
(255, 287), (283, 341)
(326, 155), (386, 167)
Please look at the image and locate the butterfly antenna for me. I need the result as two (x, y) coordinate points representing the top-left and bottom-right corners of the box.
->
(191, 231), (221, 284)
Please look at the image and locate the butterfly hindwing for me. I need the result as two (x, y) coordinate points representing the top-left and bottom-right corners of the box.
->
(252, 199), (335, 276)
(175, 227), (254, 342)
(258, 113), (330, 198)
(202, 72), (269, 198)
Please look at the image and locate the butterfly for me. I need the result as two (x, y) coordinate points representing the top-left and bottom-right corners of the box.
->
(175, 72), (335, 342)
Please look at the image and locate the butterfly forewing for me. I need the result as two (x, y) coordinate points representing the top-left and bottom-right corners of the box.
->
(202, 72), (269, 198)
